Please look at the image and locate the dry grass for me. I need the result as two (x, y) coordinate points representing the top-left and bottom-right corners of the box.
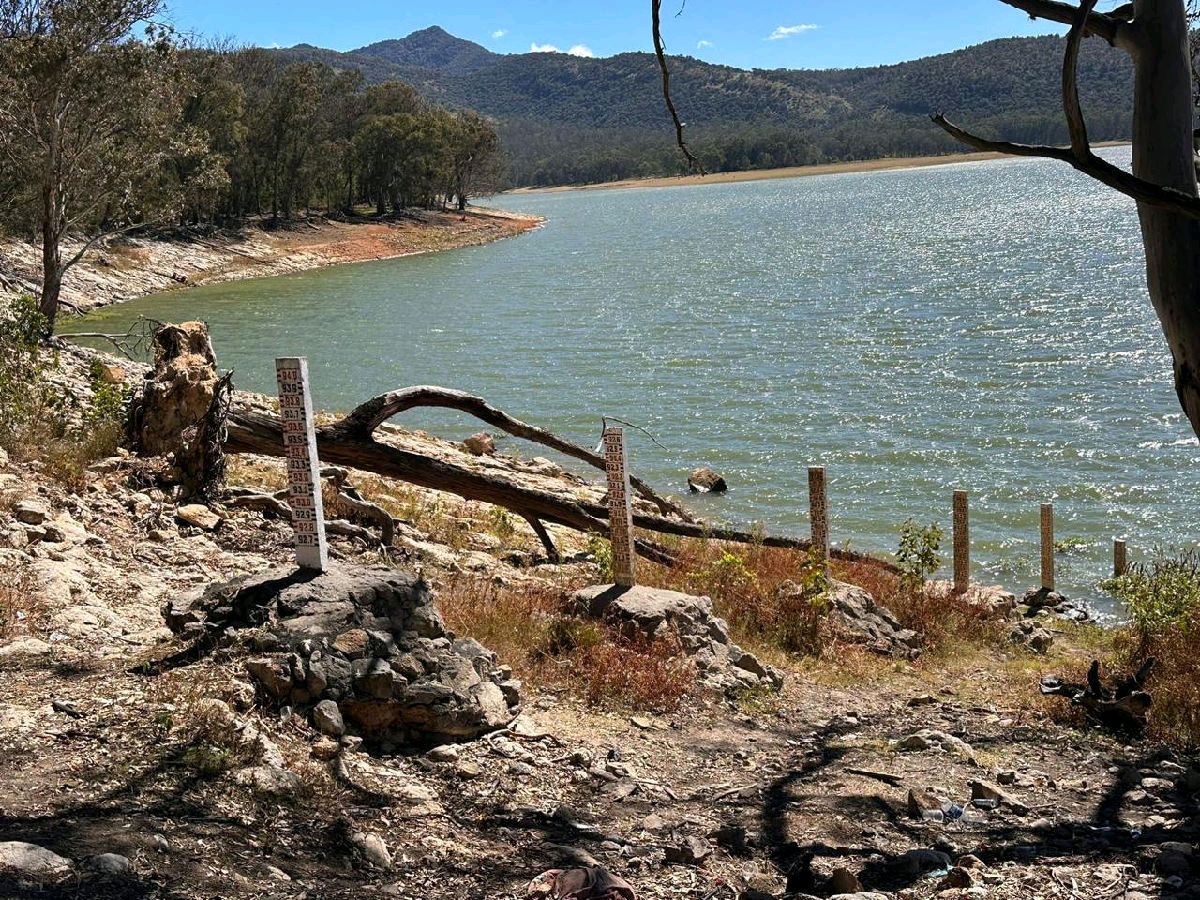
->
(437, 574), (695, 713)
(640, 539), (830, 656)
(0, 556), (47, 639)
(1113, 624), (1200, 749)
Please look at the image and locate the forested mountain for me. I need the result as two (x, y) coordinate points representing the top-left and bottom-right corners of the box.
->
(276, 27), (1135, 187)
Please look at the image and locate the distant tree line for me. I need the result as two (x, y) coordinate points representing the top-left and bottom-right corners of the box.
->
(0, 0), (500, 326)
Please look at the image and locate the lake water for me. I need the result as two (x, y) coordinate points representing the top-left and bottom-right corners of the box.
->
(80, 147), (1192, 614)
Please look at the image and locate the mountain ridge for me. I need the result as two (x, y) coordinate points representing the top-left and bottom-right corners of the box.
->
(273, 27), (1134, 187)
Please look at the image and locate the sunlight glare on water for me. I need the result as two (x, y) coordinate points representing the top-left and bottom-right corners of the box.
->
(81, 147), (1194, 614)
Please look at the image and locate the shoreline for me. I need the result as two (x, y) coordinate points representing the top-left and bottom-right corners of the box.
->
(0, 207), (542, 317)
(510, 141), (1133, 194)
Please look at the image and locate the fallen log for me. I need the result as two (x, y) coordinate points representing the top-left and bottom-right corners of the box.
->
(224, 397), (898, 573)
(1040, 658), (1155, 734)
(332, 385), (694, 522)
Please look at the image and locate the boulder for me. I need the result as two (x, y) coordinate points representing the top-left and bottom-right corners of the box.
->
(927, 580), (1017, 616)
(571, 584), (782, 692)
(462, 432), (496, 456)
(88, 853), (132, 876)
(176, 504), (221, 531)
(781, 579), (920, 658)
(13, 501), (48, 526)
(687, 467), (728, 494)
(0, 841), (72, 885)
(165, 562), (520, 747)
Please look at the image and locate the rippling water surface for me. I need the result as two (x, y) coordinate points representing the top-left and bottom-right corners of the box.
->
(82, 147), (1194, 612)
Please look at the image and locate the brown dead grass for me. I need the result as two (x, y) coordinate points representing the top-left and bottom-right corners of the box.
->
(0, 556), (47, 639)
(438, 574), (695, 713)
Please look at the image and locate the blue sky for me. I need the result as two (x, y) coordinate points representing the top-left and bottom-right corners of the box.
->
(164, 0), (1095, 70)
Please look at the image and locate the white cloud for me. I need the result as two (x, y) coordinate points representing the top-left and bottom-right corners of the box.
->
(567, 43), (594, 57)
(492, 29), (507, 39)
(696, 39), (713, 49)
(767, 24), (819, 40)
(530, 42), (559, 52)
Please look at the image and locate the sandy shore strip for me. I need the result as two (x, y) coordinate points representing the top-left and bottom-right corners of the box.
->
(0, 207), (542, 316)
(510, 141), (1132, 194)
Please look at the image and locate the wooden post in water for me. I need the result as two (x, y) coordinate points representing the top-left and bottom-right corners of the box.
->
(275, 357), (328, 572)
(1114, 538), (1128, 578)
(953, 489), (970, 593)
(1040, 502), (1054, 592)
(808, 466), (829, 571)
(602, 426), (636, 588)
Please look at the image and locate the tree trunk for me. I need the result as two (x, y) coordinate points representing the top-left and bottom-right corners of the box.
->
(1132, 0), (1200, 435)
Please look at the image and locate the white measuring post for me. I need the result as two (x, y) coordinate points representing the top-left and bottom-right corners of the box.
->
(602, 426), (636, 588)
(1040, 502), (1054, 592)
(808, 465), (829, 572)
(275, 357), (328, 572)
(952, 489), (970, 594)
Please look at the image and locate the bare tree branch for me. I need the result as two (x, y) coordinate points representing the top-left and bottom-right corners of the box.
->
(998, 0), (1124, 45)
(333, 384), (696, 522)
(651, 0), (705, 174)
(934, 0), (1200, 221)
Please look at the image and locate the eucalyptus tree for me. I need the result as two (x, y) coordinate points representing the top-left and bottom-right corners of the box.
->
(0, 0), (186, 328)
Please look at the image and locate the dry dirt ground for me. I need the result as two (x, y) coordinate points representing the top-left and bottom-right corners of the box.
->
(0, 362), (1197, 899)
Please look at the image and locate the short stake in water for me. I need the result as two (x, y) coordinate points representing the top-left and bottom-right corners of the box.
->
(953, 489), (970, 594)
(1040, 502), (1054, 592)
(276, 357), (328, 572)
(602, 426), (636, 588)
(1114, 538), (1128, 578)
(808, 466), (829, 572)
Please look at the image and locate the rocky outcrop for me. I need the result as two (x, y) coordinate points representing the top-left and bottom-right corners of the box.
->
(778, 579), (920, 658)
(164, 562), (521, 748)
(571, 584), (782, 692)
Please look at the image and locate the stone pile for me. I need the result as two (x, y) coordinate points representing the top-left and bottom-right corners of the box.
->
(776, 579), (922, 658)
(571, 584), (783, 692)
(165, 562), (521, 748)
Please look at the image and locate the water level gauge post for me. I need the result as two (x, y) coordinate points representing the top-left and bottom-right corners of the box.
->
(602, 426), (636, 589)
(275, 356), (328, 572)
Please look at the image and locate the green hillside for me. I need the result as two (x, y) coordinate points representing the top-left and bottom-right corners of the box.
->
(276, 27), (1134, 187)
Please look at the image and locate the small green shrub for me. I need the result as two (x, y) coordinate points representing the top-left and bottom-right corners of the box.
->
(896, 519), (944, 591)
(1103, 550), (1200, 646)
(588, 534), (614, 582)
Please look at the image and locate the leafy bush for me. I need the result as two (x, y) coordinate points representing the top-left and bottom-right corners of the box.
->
(896, 519), (944, 592)
(0, 300), (129, 488)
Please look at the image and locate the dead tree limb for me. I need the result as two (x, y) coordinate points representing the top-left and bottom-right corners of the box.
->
(521, 514), (561, 563)
(934, 0), (1200, 221)
(1041, 658), (1155, 734)
(651, 0), (705, 174)
(224, 403), (897, 574)
(331, 385), (695, 522)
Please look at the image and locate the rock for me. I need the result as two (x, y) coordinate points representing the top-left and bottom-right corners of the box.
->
(0, 841), (72, 884)
(664, 835), (712, 866)
(43, 515), (87, 545)
(167, 562), (519, 747)
(1023, 587), (1067, 609)
(0, 636), (52, 660)
(893, 729), (977, 763)
(175, 504), (220, 531)
(894, 848), (953, 877)
(462, 432), (496, 456)
(427, 744), (461, 763)
(938, 866), (975, 889)
(808, 580), (920, 658)
(13, 500), (48, 525)
(1010, 619), (1054, 653)
(687, 467), (727, 493)
(927, 580), (1016, 616)
(907, 787), (946, 821)
(970, 780), (1029, 815)
(95, 364), (126, 384)
(829, 866), (862, 893)
(455, 760), (482, 780)
(572, 584), (782, 692)
(349, 831), (392, 870)
(312, 699), (345, 737)
(311, 737), (340, 760)
(88, 853), (132, 876)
